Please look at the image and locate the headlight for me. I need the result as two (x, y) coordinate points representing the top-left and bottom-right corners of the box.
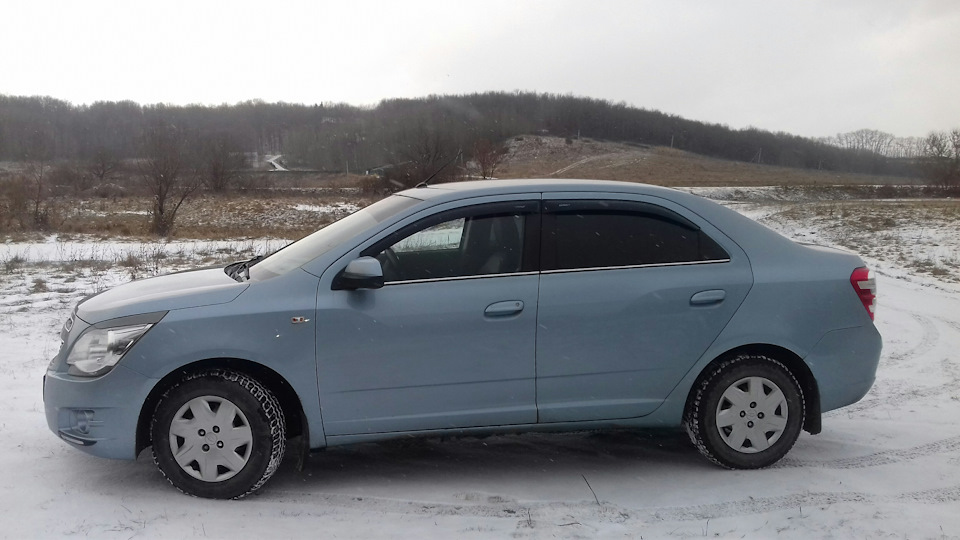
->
(65, 323), (153, 377)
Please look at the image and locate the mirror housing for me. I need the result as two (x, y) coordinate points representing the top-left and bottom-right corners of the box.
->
(332, 256), (385, 290)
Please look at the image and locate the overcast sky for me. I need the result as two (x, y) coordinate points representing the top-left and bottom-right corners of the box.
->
(5, 0), (958, 138)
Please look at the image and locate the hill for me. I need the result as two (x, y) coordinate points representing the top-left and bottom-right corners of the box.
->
(0, 92), (926, 183)
(496, 136), (921, 187)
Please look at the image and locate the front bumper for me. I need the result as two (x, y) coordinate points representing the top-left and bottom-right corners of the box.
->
(44, 364), (158, 460)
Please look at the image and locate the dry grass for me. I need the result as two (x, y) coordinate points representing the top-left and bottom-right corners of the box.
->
(30, 278), (48, 293)
(236, 171), (369, 190)
(172, 193), (369, 239)
(768, 199), (960, 281)
(498, 136), (920, 187)
(0, 138), (935, 241)
(779, 200), (960, 231)
(19, 191), (375, 240)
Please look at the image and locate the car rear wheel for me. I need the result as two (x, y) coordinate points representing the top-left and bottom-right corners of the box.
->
(151, 370), (286, 499)
(685, 354), (804, 469)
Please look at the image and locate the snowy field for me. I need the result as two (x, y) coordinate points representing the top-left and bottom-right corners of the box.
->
(1, 194), (960, 538)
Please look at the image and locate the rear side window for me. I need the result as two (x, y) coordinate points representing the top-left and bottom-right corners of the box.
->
(542, 200), (728, 271)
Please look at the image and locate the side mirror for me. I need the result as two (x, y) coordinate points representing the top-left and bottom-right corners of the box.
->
(332, 256), (385, 290)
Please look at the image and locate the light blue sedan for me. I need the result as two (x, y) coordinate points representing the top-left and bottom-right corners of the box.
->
(44, 179), (881, 498)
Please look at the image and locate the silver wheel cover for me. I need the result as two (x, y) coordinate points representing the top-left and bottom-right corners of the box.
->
(168, 395), (254, 482)
(715, 376), (788, 454)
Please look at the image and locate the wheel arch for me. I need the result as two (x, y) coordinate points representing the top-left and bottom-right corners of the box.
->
(686, 343), (821, 435)
(136, 358), (308, 455)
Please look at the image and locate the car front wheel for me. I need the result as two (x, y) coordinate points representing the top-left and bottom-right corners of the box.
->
(151, 370), (286, 499)
(685, 354), (804, 469)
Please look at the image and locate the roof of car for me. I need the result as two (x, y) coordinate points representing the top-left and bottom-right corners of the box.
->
(399, 178), (684, 201)
(398, 179), (813, 265)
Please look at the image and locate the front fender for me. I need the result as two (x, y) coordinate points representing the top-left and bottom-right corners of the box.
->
(120, 269), (326, 449)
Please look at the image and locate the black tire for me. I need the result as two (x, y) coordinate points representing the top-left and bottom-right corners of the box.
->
(685, 354), (804, 469)
(151, 369), (286, 499)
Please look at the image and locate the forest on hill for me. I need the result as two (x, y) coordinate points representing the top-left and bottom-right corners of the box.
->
(0, 92), (927, 181)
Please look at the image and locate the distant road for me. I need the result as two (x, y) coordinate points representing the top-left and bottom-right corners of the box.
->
(265, 155), (288, 172)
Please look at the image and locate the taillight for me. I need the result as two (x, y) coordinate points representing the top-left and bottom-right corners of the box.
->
(850, 267), (876, 321)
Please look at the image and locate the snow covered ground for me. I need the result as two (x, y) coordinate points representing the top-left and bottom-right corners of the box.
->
(1, 196), (959, 538)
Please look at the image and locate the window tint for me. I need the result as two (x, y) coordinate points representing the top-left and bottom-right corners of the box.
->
(364, 202), (537, 282)
(542, 200), (728, 271)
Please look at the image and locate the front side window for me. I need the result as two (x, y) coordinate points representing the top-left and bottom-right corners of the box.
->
(392, 218), (466, 253)
(364, 202), (537, 283)
(251, 194), (420, 280)
(542, 200), (728, 271)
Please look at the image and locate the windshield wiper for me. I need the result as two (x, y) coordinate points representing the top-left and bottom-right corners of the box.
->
(225, 255), (264, 282)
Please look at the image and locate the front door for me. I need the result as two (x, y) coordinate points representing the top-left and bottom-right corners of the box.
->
(316, 200), (542, 435)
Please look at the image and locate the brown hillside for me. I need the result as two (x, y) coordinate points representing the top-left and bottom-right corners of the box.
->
(497, 136), (921, 187)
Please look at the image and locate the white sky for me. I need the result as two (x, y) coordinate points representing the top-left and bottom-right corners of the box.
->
(4, 0), (959, 138)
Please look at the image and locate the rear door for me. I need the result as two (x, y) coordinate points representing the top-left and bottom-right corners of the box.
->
(536, 194), (753, 422)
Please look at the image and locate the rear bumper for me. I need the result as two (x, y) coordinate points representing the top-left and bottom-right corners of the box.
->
(806, 324), (883, 412)
(43, 364), (158, 460)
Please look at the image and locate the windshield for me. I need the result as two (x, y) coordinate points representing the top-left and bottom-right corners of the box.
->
(249, 194), (421, 280)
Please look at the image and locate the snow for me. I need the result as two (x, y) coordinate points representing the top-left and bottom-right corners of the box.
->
(0, 236), (290, 265)
(87, 210), (151, 217)
(721, 200), (960, 291)
(294, 203), (361, 215)
(2, 199), (960, 538)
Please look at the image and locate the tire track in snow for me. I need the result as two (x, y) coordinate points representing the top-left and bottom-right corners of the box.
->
(936, 317), (960, 380)
(263, 483), (960, 526)
(836, 376), (957, 415)
(833, 305), (959, 415)
(883, 312), (939, 367)
(776, 435), (960, 469)
(642, 485), (960, 522)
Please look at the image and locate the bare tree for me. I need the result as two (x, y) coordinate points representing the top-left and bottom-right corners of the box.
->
(825, 129), (895, 156)
(0, 176), (30, 231)
(923, 129), (960, 188)
(392, 124), (462, 188)
(888, 136), (925, 159)
(49, 162), (90, 194)
(201, 132), (247, 192)
(88, 146), (120, 185)
(472, 138), (508, 179)
(24, 131), (54, 229)
(138, 122), (201, 236)
(403, 125), (447, 179)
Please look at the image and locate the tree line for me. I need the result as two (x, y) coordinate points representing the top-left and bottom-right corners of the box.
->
(0, 92), (935, 181)
(3, 92), (957, 237)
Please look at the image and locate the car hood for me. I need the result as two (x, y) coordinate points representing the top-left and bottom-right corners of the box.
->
(76, 268), (248, 324)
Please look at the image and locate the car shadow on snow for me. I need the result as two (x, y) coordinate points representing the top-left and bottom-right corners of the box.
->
(46, 429), (707, 501)
(267, 428), (709, 493)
